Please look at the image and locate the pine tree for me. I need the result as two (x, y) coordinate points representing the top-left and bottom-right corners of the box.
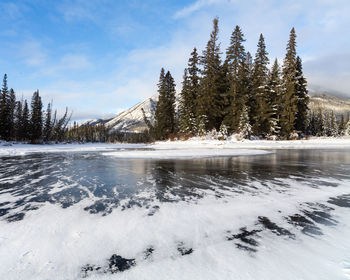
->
(238, 105), (252, 139)
(8, 88), (16, 140)
(30, 90), (43, 143)
(251, 34), (271, 137)
(43, 101), (53, 142)
(198, 17), (223, 131)
(345, 119), (350, 136)
(187, 47), (200, 132)
(14, 100), (23, 141)
(153, 69), (176, 140)
(330, 111), (338, 137)
(280, 28), (298, 139)
(179, 48), (200, 134)
(266, 59), (282, 136)
(323, 111), (331, 136)
(178, 69), (191, 133)
(338, 114), (346, 136)
(21, 100), (30, 140)
(224, 25), (246, 131)
(294, 56), (309, 134)
(0, 74), (11, 140)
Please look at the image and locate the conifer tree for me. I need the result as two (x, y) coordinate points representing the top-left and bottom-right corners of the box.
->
(330, 111), (338, 137)
(323, 111), (331, 136)
(280, 28), (298, 139)
(20, 100), (30, 141)
(14, 100), (22, 141)
(178, 69), (192, 133)
(8, 88), (16, 139)
(0, 74), (11, 140)
(198, 17), (223, 131)
(316, 108), (324, 136)
(266, 59), (282, 136)
(223, 25), (246, 131)
(251, 34), (271, 136)
(43, 101), (53, 142)
(338, 114), (346, 136)
(294, 56), (309, 134)
(187, 47), (200, 132)
(345, 119), (350, 136)
(153, 69), (176, 140)
(30, 90), (43, 143)
(179, 48), (200, 134)
(238, 105), (252, 139)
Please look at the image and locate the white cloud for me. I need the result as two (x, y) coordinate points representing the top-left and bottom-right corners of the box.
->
(174, 0), (225, 19)
(60, 54), (92, 70)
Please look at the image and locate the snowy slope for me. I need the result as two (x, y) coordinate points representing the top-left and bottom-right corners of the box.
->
(105, 95), (158, 133)
(309, 93), (350, 116)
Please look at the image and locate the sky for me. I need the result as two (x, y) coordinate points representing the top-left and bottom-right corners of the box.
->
(0, 0), (349, 121)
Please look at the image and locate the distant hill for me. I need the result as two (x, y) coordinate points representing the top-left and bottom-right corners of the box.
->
(84, 92), (350, 133)
(309, 93), (350, 116)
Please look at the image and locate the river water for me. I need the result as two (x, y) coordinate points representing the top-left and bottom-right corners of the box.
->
(0, 149), (350, 279)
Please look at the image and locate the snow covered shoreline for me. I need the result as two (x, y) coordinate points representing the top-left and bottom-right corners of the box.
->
(151, 136), (350, 150)
(1, 137), (350, 158)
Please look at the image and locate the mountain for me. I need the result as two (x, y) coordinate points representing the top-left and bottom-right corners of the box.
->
(85, 92), (350, 133)
(309, 93), (350, 116)
(105, 95), (158, 133)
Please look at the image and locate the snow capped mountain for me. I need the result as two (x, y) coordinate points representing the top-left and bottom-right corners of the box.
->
(105, 95), (158, 133)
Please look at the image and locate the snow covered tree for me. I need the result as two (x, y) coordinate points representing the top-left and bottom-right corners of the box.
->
(238, 105), (252, 139)
(266, 59), (282, 136)
(323, 111), (331, 136)
(330, 111), (338, 137)
(218, 123), (228, 139)
(338, 114), (346, 136)
(344, 120), (350, 136)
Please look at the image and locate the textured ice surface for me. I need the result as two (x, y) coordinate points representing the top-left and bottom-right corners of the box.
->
(0, 149), (350, 280)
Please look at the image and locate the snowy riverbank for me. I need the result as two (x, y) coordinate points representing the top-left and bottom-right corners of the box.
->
(1, 137), (350, 158)
(151, 136), (350, 150)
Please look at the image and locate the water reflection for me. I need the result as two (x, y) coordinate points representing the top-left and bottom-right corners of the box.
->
(0, 149), (350, 222)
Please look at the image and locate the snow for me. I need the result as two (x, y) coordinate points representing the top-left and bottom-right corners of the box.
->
(102, 148), (270, 159)
(150, 136), (350, 150)
(1, 176), (350, 280)
(0, 143), (146, 157)
(2, 137), (350, 158)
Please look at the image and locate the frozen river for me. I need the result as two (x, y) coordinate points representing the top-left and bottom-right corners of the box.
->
(1, 148), (350, 279)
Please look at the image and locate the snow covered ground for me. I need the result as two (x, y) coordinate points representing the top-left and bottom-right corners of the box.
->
(150, 136), (350, 150)
(0, 143), (145, 157)
(1, 137), (350, 158)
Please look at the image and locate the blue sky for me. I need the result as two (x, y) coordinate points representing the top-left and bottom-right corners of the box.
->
(0, 0), (349, 121)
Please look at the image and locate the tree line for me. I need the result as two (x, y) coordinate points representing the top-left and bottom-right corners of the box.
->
(150, 18), (320, 140)
(0, 74), (71, 143)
